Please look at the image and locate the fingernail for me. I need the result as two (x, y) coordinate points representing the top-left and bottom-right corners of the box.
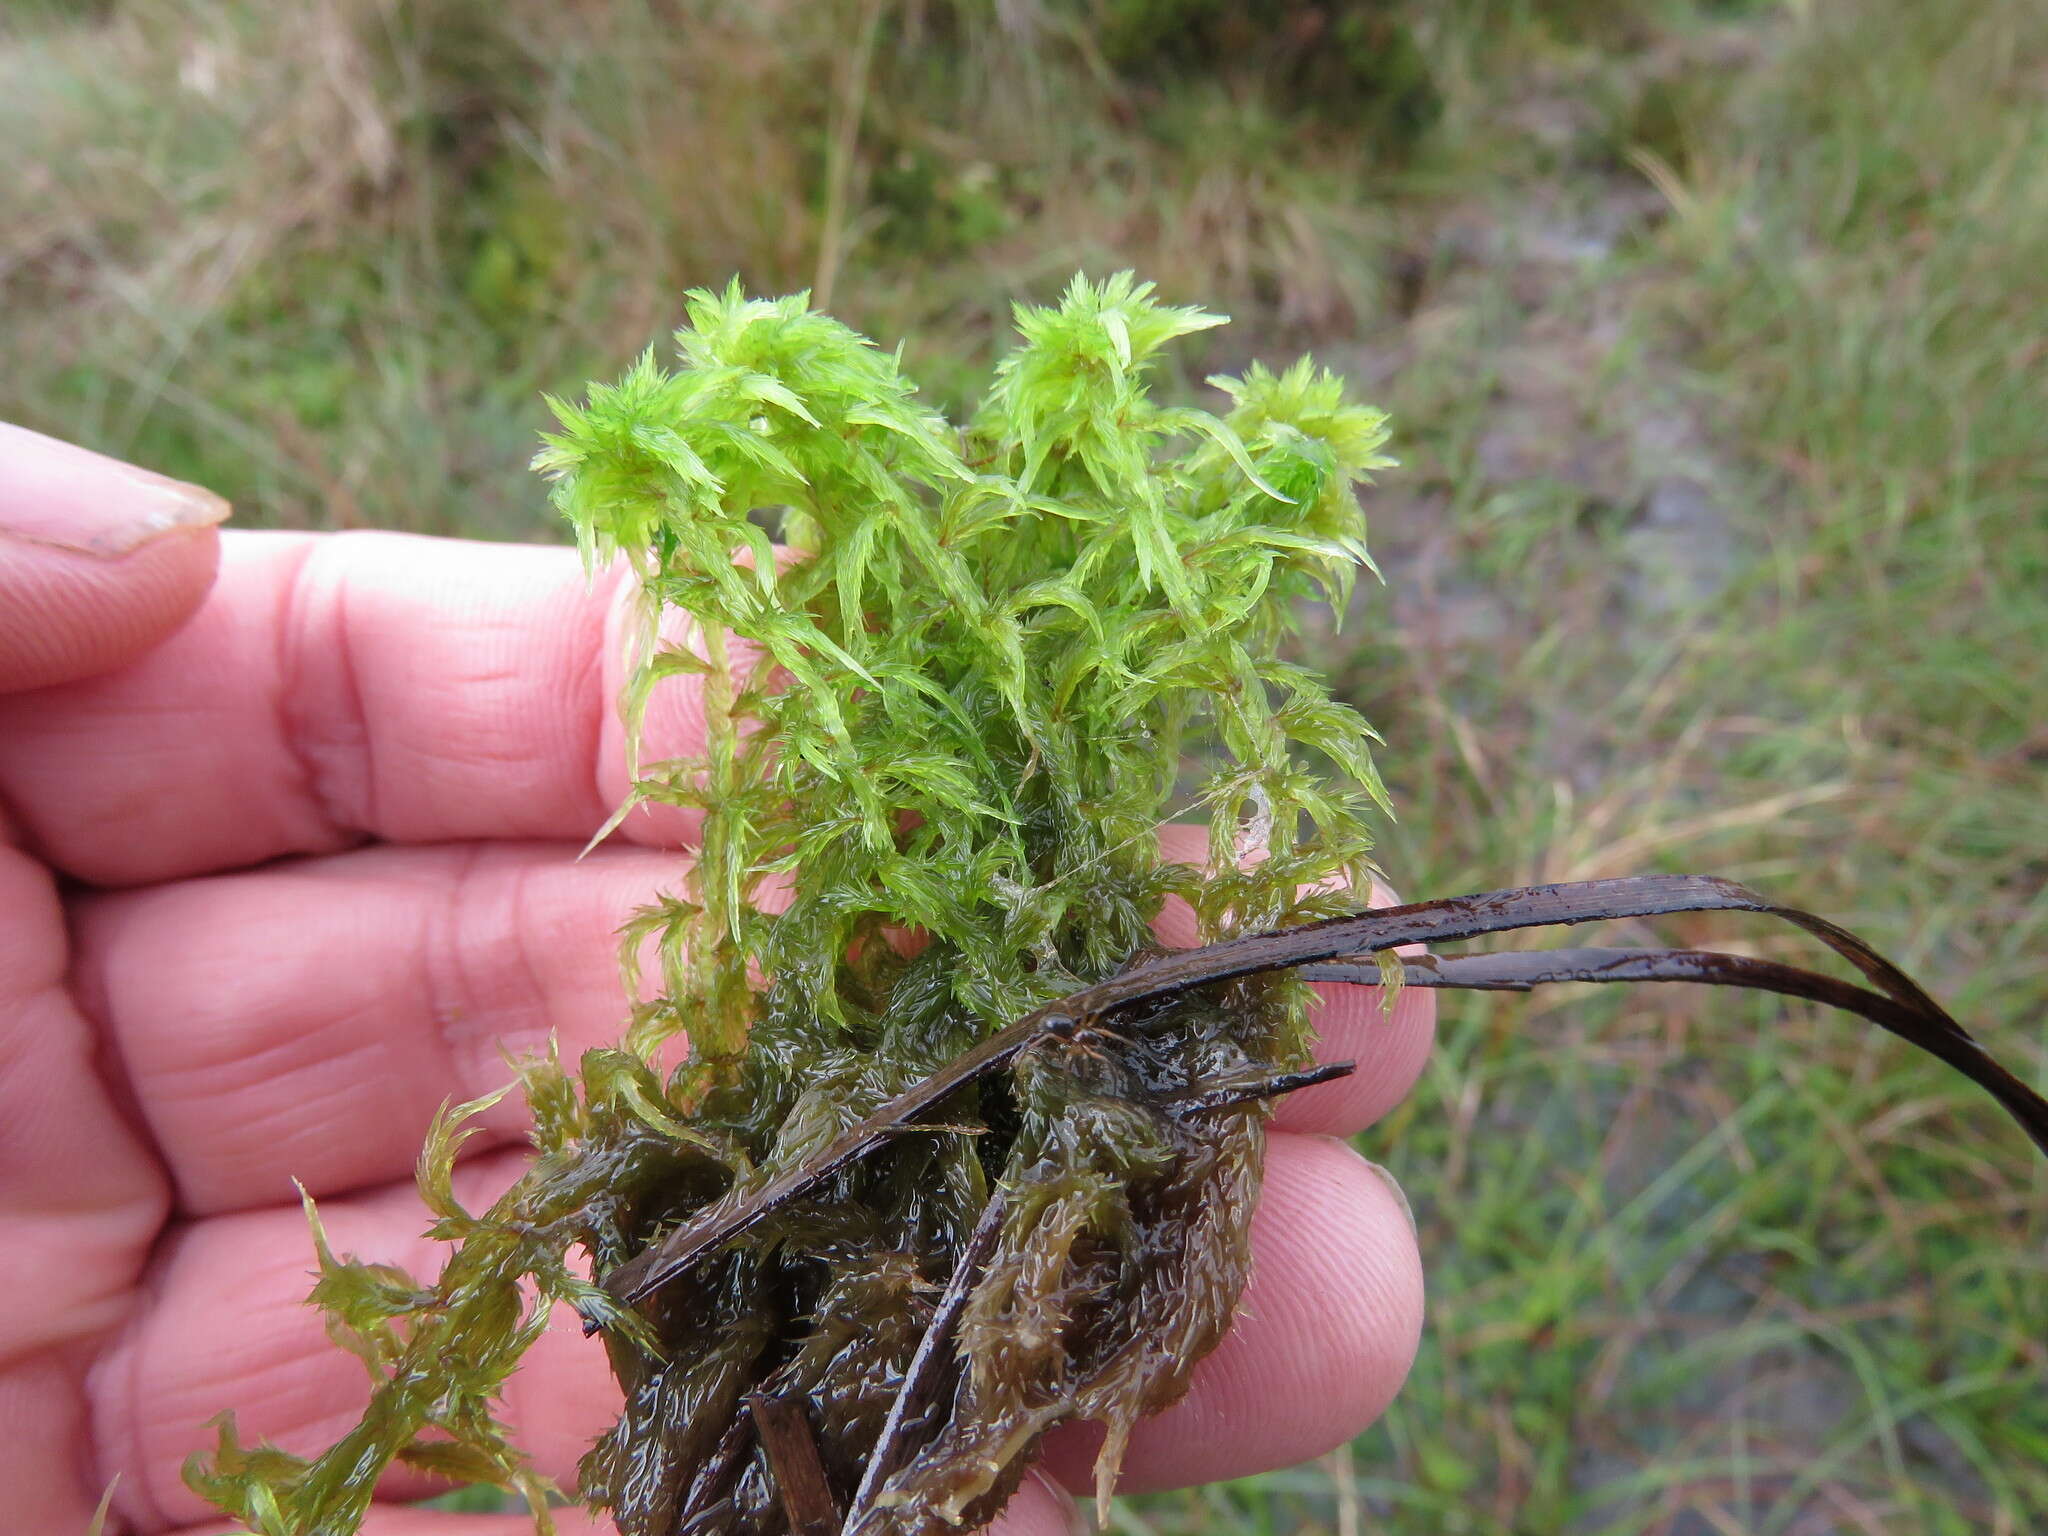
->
(1361, 1156), (1418, 1239)
(0, 422), (229, 558)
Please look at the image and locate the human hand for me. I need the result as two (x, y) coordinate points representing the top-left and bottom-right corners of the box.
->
(0, 423), (1433, 1535)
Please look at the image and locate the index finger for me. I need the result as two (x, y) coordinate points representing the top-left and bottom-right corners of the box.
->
(0, 530), (712, 886)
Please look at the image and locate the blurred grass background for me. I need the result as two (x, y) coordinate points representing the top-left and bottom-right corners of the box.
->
(6, 0), (2044, 1530)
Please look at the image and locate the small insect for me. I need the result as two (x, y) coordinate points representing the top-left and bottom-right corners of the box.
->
(1035, 1010), (1130, 1062)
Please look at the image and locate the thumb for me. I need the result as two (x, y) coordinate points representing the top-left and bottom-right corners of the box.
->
(0, 423), (229, 693)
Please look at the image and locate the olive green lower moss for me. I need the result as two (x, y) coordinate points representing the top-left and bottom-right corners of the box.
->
(581, 978), (1281, 1535)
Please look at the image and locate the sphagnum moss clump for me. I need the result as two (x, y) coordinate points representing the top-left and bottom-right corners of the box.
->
(190, 275), (1401, 1535)
(190, 276), (2048, 1536)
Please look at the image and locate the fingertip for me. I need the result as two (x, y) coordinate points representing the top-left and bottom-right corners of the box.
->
(0, 527), (222, 694)
(1272, 976), (1435, 1136)
(0, 424), (228, 693)
(984, 1469), (1086, 1536)
(1148, 843), (1439, 1136)
(1040, 1132), (1424, 1495)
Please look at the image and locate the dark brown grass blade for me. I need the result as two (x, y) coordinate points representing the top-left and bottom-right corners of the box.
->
(747, 1392), (841, 1536)
(596, 874), (2048, 1317)
(1165, 1060), (1359, 1115)
(844, 1193), (1010, 1533)
(1301, 946), (2048, 1155)
(597, 1026), (1033, 1315)
(673, 1413), (755, 1536)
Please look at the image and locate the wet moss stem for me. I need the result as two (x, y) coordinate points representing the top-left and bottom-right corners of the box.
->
(697, 618), (744, 1065)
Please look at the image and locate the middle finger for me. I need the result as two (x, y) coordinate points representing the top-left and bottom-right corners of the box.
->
(79, 841), (1430, 1216)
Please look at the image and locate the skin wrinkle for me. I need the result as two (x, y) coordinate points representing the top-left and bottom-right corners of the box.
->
(0, 848), (168, 1529)
(86, 890), (409, 1214)
(71, 844), (684, 1214)
(425, 847), (569, 1121)
(136, 884), (499, 1209)
(95, 1227), (185, 1533)
(0, 983), (161, 1352)
(387, 551), (573, 833)
(276, 533), (378, 838)
(329, 538), (629, 846)
(431, 846), (618, 1145)
(4, 872), (174, 1277)
(0, 533), (651, 887)
(185, 1028), (396, 1210)
(0, 539), (823, 886)
(421, 843), (500, 1117)
(60, 913), (174, 1193)
(489, 850), (567, 1075)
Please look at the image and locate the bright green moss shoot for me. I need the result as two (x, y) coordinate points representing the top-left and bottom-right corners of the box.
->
(190, 274), (1396, 1536)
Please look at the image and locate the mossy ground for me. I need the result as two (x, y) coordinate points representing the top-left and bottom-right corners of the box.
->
(10, 1), (2044, 1529)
